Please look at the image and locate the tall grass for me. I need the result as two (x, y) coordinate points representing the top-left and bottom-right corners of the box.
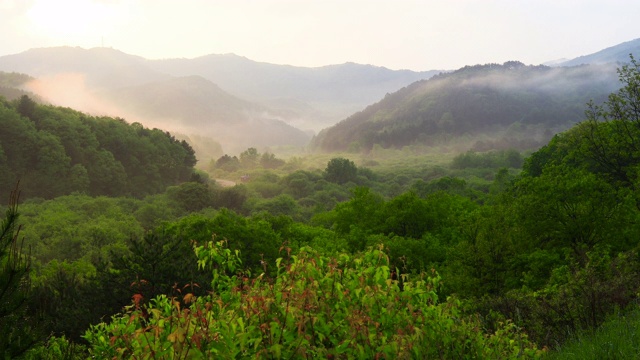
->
(548, 306), (640, 359)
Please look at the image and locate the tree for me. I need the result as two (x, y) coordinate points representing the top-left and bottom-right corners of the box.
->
(0, 186), (40, 356)
(214, 154), (240, 172)
(260, 152), (285, 169)
(239, 147), (259, 168)
(513, 165), (633, 259)
(16, 94), (36, 121)
(537, 55), (640, 190)
(324, 157), (358, 184)
(165, 182), (213, 212)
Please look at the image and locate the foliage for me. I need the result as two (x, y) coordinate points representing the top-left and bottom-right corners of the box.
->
(324, 157), (358, 184)
(23, 335), (87, 360)
(212, 148), (286, 173)
(451, 149), (524, 169)
(549, 306), (640, 360)
(522, 55), (640, 192)
(513, 165), (634, 256)
(85, 242), (543, 359)
(0, 186), (40, 357)
(0, 98), (197, 199)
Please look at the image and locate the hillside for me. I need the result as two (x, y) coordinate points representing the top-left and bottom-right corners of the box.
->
(311, 61), (620, 152)
(0, 47), (169, 89)
(0, 47), (311, 155)
(98, 75), (311, 153)
(0, 95), (196, 199)
(148, 54), (439, 130)
(0, 71), (42, 101)
(0, 47), (437, 138)
(560, 38), (640, 66)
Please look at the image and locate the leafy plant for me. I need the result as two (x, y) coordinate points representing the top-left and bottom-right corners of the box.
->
(85, 241), (543, 358)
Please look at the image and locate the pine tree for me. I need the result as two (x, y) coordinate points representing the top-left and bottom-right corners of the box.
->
(0, 184), (39, 356)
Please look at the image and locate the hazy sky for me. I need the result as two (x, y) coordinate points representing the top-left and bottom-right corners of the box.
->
(1, 0), (639, 71)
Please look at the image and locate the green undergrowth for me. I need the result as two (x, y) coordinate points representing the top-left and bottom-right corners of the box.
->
(548, 306), (640, 359)
(84, 242), (544, 359)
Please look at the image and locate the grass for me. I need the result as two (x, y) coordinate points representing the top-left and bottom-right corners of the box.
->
(548, 306), (640, 359)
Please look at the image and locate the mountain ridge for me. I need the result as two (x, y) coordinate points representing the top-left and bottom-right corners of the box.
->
(311, 61), (621, 153)
(0, 46), (438, 152)
(559, 38), (640, 66)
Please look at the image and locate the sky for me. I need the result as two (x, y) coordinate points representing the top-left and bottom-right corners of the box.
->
(1, 0), (639, 71)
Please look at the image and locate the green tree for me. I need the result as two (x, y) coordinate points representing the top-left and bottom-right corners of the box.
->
(166, 182), (213, 213)
(514, 165), (634, 258)
(252, 194), (300, 217)
(214, 154), (240, 172)
(259, 152), (285, 169)
(330, 187), (384, 236)
(16, 94), (37, 120)
(324, 157), (358, 184)
(0, 187), (40, 356)
(576, 55), (640, 189)
(239, 147), (259, 168)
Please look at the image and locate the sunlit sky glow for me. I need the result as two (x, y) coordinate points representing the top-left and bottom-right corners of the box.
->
(2, 0), (639, 71)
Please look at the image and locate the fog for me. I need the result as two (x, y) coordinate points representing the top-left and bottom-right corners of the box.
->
(458, 63), (621, 95)
(22, 74), (224, 163)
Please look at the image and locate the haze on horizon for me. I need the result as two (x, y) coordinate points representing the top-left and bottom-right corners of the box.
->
(2, 0), (640, 71)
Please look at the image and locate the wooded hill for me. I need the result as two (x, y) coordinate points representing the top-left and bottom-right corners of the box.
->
(0, 95), (197, 199)
(0, 71), (40, 102)
(312, 61), (621, 152)
(559, 38), (640, 66)
(96, 75), (311, 154)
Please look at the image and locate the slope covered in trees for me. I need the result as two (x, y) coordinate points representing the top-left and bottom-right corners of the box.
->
(0, 95), (197, 199)
(559, 37), (640, 66)
(0, 71), (42, 102)
(312, 61), (620, 152)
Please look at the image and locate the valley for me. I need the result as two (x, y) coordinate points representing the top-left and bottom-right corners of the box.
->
(1, 38), (640, 358)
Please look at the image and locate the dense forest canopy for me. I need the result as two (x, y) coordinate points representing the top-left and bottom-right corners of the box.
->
(0, 71), (41, 102)
(0, 95), (197, 199)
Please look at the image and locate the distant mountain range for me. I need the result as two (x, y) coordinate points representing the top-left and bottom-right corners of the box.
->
(558, 38), (640, 67)
(0, 46), (437, 155)
(310, 38), (640, 153)
(0, 38), (638, 156)
(312, 61), (622, 152)
(147, 54), (439, 131)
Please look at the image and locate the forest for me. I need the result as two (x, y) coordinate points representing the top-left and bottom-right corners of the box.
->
(2, 58), (640, 359)
(312, 61), (620, 153)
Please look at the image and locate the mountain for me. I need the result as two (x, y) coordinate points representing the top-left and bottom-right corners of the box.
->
(559, 38), (640, 66)
(147, 54), (439, 131)
(0, 47), (170, 89)
(99, 75), (311, 153)
(0, 46), (436, 154)
(0, 71), (41, 101)
(0, 96), (197, 199)
(0, 47), (309, 155)
(311, 61), (621, 153)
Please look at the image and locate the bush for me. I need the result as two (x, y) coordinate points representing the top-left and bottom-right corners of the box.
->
(85, 242), (544, 359)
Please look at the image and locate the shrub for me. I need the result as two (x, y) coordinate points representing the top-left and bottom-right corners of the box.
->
(85, 242), (544, 359)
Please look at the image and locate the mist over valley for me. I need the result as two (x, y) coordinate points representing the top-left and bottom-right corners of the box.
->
(1, 39), (639, 161)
